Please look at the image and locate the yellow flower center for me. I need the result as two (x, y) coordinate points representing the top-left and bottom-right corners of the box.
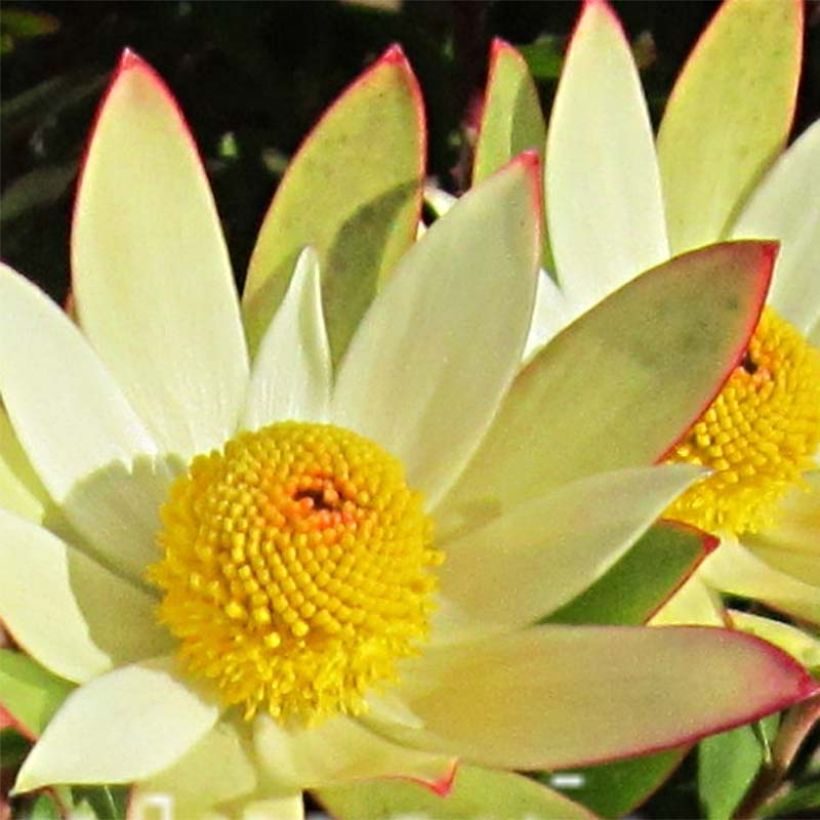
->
(148, 421), (441, 726)
(666, 307), (820, 535)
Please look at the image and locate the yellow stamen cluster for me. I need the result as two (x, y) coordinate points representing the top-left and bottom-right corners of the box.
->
(666, 307), (820, 535)
(149, 421), (441, 726)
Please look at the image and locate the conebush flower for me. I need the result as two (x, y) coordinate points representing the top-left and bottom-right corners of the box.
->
(495, 0), (820, 629)
(0, 47), (816, 818)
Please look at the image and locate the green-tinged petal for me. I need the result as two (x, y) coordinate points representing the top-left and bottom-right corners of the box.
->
(658, 0), (803, 253)
(243, 46), (425, 364)
(254, 714), (455, 792)
(0, 265), (168, 577)
(546, 749), (686, 819)
(522, 270), (570, 363)
(473, 40), (545, 185)
(731, 122), (820, 334)
(0, 511), (171, 683)
(72, 51), (248, 460)
(435, 465), (702, 640)
(701, 537), (820, 624)
(650, 573), (726, 627)
(318, 765), (594, 820)
(0, 406), (48, 523)
(0, 650), (73, 737)
(549, 522), (718, 627)
(14, 657), (219, 792)
(242, 248), (331, 430)
(729, 610), (820, 672)
(136, 722), (256, 817)
(333, 155), (541, 507)
(698, 716), (779, 820)
(384, 625), (816, 771)
(546, 0), (667, 316)
(440, 241), (774, 522)
(472, 39), (550, 271)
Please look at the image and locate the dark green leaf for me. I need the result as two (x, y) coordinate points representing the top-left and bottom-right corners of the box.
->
(698, 715), (780, 820)
(0, 649), (74, 737)
(763, 781), (820, 818)
(542, 749), (685, 818)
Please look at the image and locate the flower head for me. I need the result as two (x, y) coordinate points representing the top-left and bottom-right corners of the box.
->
(523, 0), (820, 629)
(0, 46), (815, 817)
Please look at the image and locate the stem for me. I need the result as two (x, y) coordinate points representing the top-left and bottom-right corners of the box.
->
(735, 694), (820, 819)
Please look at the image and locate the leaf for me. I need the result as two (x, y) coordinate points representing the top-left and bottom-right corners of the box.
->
(762, 781), (820, 817)
(0, 727), (30, 769)
(543, 748), (686, 818)
(698, 715), (780, 820)
(0, 649), (74, 737)
(243, 45), (425, 365)
(545, 522), (713, 626)
(657, 0), (803, 253)
(317, 764), (594, 819)
(518, 35), (565, 81)
(71, 786), (129, 820)
(0, 163), (77, 223)
(26, 794), (60, 820)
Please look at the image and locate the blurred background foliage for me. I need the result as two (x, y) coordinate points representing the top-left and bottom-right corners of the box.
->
(1, 2), (820, 818)
(2, 0), (818, 306)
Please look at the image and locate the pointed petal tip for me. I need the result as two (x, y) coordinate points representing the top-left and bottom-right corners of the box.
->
(117, 48), (145, 72)
(490, 37), (514, 59)
(380, 43), (409, 68)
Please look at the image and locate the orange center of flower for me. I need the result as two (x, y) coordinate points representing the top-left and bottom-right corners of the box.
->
(666, 307), (820, 535)
(148, 422), (440, 725)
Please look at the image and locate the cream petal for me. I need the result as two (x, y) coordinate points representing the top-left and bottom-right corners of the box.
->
(242, 248), (332, 429)
(521, 270), (571, 364)
(546, 0), (668, 316)
(332, 155), (541, 506)
(384, 625), (816, 771)
(650, 574), (726, 627)
(0, 406), (49, 524)
(731, 122), (820, 334)
(0, 510), (171, 683)
(701, 537), (820, 624)
(72, 51), (248, 460)
(254, 713), (455, 793)
(0, 265), (168, 577)
(742, 472), (820, 584)
(14, 657), (219, 792)
(136, 721), (257, 817)
(243, 796), (304, 820)
(0, 264), (156, 499)
(729, 610), (820, 671)
(435, 465), (702, 641)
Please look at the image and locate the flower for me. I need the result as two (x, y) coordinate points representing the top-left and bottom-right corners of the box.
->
(0, 49), (815, 818)
(528, 0), (819, 632)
